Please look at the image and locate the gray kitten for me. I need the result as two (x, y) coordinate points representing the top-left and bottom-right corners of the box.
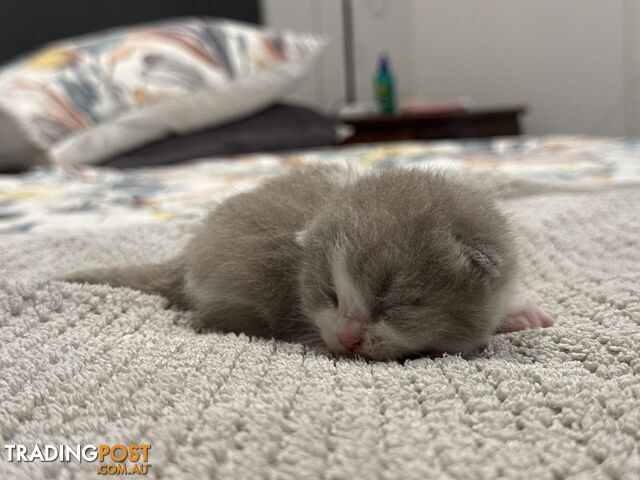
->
(62, 165), (553, 360)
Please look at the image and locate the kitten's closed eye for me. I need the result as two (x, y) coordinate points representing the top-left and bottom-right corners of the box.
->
(372, 301), (389, 321)
(322, 287), (339, 307)
(406, 297), (423, 307)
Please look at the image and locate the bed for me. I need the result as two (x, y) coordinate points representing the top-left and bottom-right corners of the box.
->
(1, 136), (639, 234)
(1, 135), (640, 479)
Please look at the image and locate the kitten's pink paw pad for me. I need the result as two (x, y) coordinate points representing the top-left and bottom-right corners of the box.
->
(498, 308), (554, 333)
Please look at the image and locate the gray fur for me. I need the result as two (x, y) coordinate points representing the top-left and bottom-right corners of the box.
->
(62, 165), (517, 359)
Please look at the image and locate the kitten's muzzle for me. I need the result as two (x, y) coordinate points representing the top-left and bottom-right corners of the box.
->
(337, 312), (368, 351)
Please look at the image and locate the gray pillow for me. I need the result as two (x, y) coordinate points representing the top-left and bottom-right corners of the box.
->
(100, 104), (339, 168)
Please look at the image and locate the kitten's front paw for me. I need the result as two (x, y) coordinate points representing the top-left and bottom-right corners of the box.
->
(497, 306), (554, 333)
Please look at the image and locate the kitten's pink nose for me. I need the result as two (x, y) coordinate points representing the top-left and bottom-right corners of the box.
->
(338, 332), (363, 351)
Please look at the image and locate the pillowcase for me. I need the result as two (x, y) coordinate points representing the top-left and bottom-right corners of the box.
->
(0, 17), (327, 169)
(100, 103), (340, 168)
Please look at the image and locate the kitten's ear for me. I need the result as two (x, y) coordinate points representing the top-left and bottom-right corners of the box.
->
(455, 236), (502, 280)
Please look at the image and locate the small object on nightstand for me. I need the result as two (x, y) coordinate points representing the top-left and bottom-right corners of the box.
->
(401, 99), (467, 115)
(374, 54), (395, 115)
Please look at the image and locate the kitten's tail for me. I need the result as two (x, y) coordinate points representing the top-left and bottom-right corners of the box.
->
(59, 257), (186, 305)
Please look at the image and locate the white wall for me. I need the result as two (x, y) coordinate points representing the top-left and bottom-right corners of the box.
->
(263, 0), (635, 136)
(623, 1), (640, 136)
(262, 0), (345, 111)
(412, 1), (626, 136)
(262, 0), (414, 113)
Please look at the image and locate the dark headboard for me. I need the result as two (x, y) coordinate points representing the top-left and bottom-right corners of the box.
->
(0, 0), (261, 64)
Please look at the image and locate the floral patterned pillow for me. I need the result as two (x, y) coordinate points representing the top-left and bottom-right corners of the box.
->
(0, 18), (327, 167)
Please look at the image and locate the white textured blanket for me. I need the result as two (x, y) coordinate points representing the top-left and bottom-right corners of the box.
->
(1, 179), (639, 479)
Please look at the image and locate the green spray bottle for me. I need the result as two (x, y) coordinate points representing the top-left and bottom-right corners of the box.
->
(375, 54), (395, 115)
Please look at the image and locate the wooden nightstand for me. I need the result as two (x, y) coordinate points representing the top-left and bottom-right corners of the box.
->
(340, 106), (526, 144)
